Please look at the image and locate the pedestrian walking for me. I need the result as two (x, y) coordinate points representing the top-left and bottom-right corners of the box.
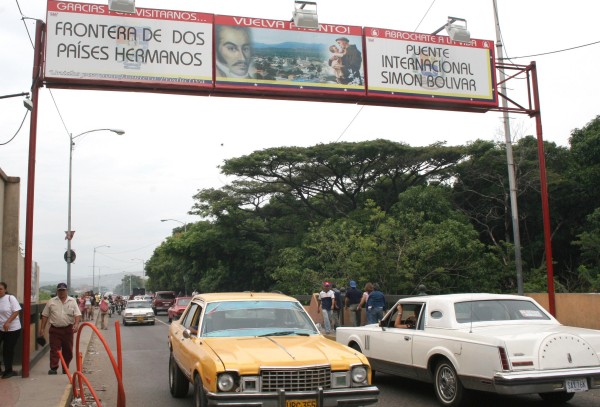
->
(356, 282), (372, 322)
(99, 296), (110, 330)
(317, 282), (336, 334)
(366, 283), (386, 324)
(344, 280), (363, 326)
(0, 282), (21, 379)
(89, 291), (96, 320)
(331, 284), (342, 330)
(77, 295), (86, 320)
(38, 283), (81, 374)
(84, 293), (92, 321)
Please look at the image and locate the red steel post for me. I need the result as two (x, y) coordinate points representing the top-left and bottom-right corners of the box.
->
(530, 62), (556, 316)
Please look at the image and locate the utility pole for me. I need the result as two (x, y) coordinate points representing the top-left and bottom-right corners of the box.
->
(493, 0), (523, 294)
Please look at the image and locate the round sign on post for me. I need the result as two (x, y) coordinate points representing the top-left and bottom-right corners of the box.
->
(64, 249), (76, 264)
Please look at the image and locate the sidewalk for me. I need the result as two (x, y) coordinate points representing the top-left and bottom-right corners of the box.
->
(0, 319), (96, 407)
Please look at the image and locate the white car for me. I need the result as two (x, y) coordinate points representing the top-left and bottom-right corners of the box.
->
(122, 299), (156, 326)
(336, 293), (600, 406)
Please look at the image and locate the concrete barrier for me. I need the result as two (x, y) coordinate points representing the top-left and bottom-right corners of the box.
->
(529, 293), (600, 330)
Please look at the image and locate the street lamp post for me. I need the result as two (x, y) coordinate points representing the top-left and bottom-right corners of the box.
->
(160, 218), (187, 232)
(131, 258), (146, 280)
(66, 128), (124, 292)
(98, 267), (102, 294)
(93, 245), (110, 294)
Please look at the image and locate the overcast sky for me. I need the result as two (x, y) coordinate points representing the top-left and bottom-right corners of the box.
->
(2, 0), (599, 289)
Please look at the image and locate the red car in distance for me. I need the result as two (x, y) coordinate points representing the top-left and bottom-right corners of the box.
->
(167, 297), (192, 323)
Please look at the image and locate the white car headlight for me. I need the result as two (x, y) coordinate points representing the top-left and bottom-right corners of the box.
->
(217, 373), (236, 392)
(146, 312), (154, 317)
(351, 366), (368, 384)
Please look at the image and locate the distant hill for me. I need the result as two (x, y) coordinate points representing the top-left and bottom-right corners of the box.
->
(253, 41), (324, 52)
(41, 271), (131, 293)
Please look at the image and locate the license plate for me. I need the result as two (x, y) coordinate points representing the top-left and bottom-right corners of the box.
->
(566, 378), (588, 393)
(136, 316), (144, 322)
(285, 400), (316, 407)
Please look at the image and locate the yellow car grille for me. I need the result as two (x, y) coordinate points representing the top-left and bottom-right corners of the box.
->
(261, 367), (331, 392)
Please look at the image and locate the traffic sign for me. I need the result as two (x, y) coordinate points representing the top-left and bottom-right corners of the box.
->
(64, 249), (76, 263)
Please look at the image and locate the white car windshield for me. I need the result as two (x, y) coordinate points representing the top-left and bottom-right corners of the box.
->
(201, 300), (318, 338)
(454, 299), (551, 323)
(127, 301), (152, 309)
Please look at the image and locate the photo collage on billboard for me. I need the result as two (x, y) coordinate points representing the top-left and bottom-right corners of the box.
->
(213, 15), (365, 97)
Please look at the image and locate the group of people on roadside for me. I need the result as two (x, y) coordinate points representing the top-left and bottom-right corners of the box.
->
(76, 291), (97, 321)
(37, 283), (119, 375)
(0, 282), (103, 379)
(317, 280), (387, 333)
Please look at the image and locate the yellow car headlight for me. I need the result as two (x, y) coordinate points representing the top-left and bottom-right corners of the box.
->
(351, 366), (368, 384)
(217, 373), (236, 392)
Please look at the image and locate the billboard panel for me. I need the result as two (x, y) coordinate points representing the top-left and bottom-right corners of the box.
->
(44, 1), (213, 89)
(214, 15), (365, 97)
(365, 28), (497, 107)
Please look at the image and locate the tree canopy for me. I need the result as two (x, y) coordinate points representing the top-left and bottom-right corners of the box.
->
(144, 117), (600, 297)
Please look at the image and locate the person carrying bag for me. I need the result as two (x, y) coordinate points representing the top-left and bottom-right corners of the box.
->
(99, 296), (110, 330)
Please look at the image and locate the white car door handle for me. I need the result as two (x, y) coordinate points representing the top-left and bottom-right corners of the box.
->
(404, 336), (411, 341)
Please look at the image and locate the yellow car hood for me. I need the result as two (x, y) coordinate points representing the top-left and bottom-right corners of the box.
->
(204, 335), (365, 374)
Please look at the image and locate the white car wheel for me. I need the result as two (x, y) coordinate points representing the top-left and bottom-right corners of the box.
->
(434, 359), (468, 407)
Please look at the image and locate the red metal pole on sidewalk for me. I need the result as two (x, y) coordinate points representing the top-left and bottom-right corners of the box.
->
(22, 19), (45, 379)
(530, 62), (556, 316)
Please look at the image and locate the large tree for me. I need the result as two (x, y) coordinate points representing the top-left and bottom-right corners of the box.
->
(220, 139), (465, 217)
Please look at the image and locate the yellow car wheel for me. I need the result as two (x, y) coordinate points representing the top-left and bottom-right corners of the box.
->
(169, 353), (188, 398)
(193, 374), (208, 407)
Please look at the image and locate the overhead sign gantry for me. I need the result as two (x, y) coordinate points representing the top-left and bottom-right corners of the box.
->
(43, 0), (497, 111)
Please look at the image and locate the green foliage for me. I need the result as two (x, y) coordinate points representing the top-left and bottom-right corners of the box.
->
(114, 274), (145, 297)
(573, 208), (600, 291)
(270, 187), (503, 295)
(38, 290), (52, 301)
(144, 120), (600, 296)
(270, 248), (321, 295)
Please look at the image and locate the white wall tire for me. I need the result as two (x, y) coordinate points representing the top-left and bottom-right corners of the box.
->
(434, 359), (469, 407)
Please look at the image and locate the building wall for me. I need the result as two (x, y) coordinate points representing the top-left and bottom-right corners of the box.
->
(0, 167), (22, 301)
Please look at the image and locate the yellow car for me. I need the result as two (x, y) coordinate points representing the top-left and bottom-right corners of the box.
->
(168, 292), (379, 407)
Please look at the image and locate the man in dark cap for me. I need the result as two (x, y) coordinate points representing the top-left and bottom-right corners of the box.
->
(344, 280), (363, 326)
(38, 283), (81, 374)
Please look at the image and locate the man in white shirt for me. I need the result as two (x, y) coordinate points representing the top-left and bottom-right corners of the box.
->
(317, 282), (336, 334)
